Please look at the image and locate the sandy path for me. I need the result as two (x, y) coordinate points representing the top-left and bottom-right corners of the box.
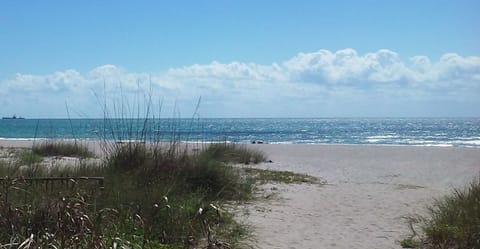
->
(238, 144), (480, 249)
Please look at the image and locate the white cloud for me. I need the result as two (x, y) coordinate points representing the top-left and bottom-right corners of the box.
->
(5, 69), (84, 92)
(283, 49), (411, 84)
(1, 48), (479, 117)
(168, 61), (285, 82)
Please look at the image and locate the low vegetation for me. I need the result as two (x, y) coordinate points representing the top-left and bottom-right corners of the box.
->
(400, 238), (419, 248)
(199, 143), (267, 165)
(17, 150), (43, 165)
(32, 140), (94, 158)
(243, 167), (321, 184)
(0, 139), (318, 248)
(401, 176), (480, 249)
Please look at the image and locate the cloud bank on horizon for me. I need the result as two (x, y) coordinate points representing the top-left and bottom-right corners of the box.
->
(1, 48), (479, 118)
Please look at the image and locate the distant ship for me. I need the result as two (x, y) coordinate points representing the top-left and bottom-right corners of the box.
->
(2, 115), (25, 120)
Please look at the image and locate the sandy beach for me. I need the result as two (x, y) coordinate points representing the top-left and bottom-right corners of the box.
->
(1, 140), (479, 248)
(238, 144), (480, 249)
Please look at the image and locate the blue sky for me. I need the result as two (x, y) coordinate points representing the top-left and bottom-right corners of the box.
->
(0, 0), (479, 118)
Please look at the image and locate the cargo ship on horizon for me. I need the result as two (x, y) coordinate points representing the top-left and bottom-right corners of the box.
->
(2, 115), (25, 120)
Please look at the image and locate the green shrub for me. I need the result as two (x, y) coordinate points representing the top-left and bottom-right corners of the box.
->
(104, 142), (150, 172)
(199, 143), (266, 165)
(421, 177), (480, 249)
(183, 159), (255, 200)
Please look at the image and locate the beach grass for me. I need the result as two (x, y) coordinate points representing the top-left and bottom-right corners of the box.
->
(400, 238), (419, 248)
(199, 143), (267, 165)
(402, 176), (480, 249)
(422, 176), (480, 249)
(32, 140), (95, 158)
(17, 149), (44, 165)
(243, 167), (321, 184)
(1, 138), (309, 248)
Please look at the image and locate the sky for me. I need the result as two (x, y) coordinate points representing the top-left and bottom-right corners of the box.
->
(0, 0), (479, 118)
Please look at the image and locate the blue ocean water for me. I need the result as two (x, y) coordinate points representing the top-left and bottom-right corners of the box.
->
(0, 118), (479, 148)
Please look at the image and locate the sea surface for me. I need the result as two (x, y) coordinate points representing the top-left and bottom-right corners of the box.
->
(0, 118), (479, 148)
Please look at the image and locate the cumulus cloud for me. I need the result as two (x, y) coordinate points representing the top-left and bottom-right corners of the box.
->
(283, 49), (480, 88)
(5, 69), (85, 92)
(283, 49), (410, 84)
(168, 61), (285, 82)
(1, 48), (479, 117)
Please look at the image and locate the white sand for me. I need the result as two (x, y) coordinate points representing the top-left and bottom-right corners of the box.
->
(238, 144), (480, 249)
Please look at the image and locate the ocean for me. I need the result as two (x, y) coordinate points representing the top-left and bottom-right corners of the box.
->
(0, 118), (479, 148)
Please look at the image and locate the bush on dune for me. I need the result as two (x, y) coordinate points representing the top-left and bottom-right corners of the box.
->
(403, 176), (480, 249)
(199, 143), (266, 165)
(103, 141), (258, 200)
(32, 140), (94, 158)
(422, 177), (480, 249)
